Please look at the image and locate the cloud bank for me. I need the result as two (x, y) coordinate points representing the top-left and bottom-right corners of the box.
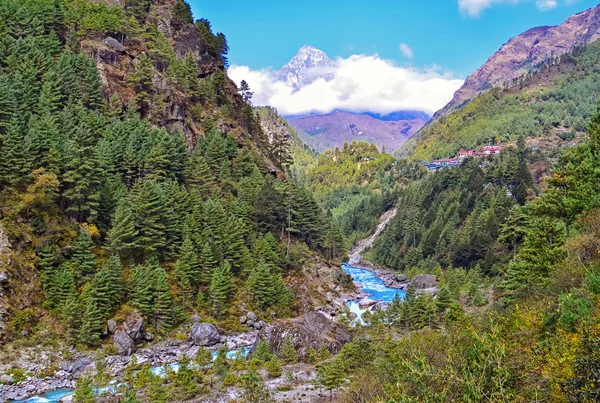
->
(228, 54), (463, 116)
(458, 0), (565, 17)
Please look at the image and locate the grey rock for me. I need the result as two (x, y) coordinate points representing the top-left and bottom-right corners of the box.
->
(190, 322), (220, 347)
(70, 357), (93, 378)
(410, 274), (437, 290)
(0, 374), (14, 384)
(107, 319), (117, 333)
(372, 302), (390, 311)
(395, 274), (408, 282)
(0, 272), (7, 283)
(358, 298), (377, 309)
(104, 37), (125, 52)
(246, 318), (255, 327)
(247, 312), (257, 322)
(21, 329), (29, 337)
(239, 315), (247, 324)
(254, 320), (266, 330)
(144, 332), (155, 342)
(123, 312), (145, 341)
(114, 330), (136, 356)
(191, 314), (201, 323)
(253, 312), (352, 362)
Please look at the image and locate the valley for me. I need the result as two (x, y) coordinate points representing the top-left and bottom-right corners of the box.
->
(2, 0), (600, 402)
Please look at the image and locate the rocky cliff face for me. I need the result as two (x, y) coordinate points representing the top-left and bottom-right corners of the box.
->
(440, 4), (600, 115)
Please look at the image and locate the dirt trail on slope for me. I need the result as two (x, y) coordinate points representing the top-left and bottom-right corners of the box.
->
(349, 207), (398, 260)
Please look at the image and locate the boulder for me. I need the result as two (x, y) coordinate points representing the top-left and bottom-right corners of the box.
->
(191, 314), (201, 323)
(107, 320), (117, 334)
(69, 357), (93, 378)
(0, 374), (14, 385)
(254, 320), (266, 330)
(114, 330), (136, 356)
(410, 274), (437, 290)
(253, 312), (352, 362)
(104, 37), (125, 52)
(358, 298), (377, 309)
(372, 302), (390, 311)
(0, 272), (7, 284)
(239, 315), (247, 324)
(190, 322), (220, 347)
(395, 274), (408, 282)
(123, 312), (145, 342)
(247, 312), (257, 322)
(144, 332), (155, 342)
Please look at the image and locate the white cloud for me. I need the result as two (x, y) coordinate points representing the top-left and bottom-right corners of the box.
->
(228, 54), (463, 116)
(458, 0), (562, 17)
(399, 43), (414, 59)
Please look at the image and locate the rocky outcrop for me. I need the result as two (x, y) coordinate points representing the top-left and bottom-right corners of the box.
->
(254, 312), (352, 362)
(114, 330), (136, 356)
(440, 4), (600, 115)
(110, 311), (151, 356)
(190, 322), (220, 347)
(410, 274), (437, 290)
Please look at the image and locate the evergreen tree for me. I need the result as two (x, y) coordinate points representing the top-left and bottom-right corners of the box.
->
(279, 335), (298, 364)
(209, 260), (232, 317)
(131, 264), (153, 318)
(105, 199), (139, 259)
(317, 358), (346, 394)
(177, 237), (200, 286)
(152, 265), (180, 332)
(131, 180), (167, 257)
(70, 227), (97, 286)
(79, 290), (103, 347)
(436, 287), (452, 313)
(199, 243), (218, 285)
(247, 263), (277, 311)
(0, 114), (29, 189)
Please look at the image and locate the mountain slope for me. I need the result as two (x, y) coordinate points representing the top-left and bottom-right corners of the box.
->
(440, 3), (600, 116)
(398, 30), (600, 161)
(289, 111), (426, 153)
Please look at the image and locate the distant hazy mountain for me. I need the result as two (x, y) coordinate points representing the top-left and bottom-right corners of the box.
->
(288, 111), (427, 153)
(277, 46), (430, 152)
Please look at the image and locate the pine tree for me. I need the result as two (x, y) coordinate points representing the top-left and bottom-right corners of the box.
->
(105, 199), (139, 259)
(0, 114), (29, 189)
(436, 287), (452, 312)
(279, 335), (298, 364)
(63, 294), (82, 344)
(186, 151), (215, 199)
(37, 244), (56, 293)
(152, 265), (180, 332)
(317, 358), (346, 394)
(209, 261), (232, 317)
(247, 263), (277, 311)
(70, 227), (97, 286)
(131, 180), (167, 256)
(199, 243), (218, 285)
(62, 121), (103, 222)
(131, 264), (154, 318)
(80, 290), (104, 347)
(178, 237), (200, 286)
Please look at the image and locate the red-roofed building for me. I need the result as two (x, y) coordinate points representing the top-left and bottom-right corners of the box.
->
(483, 146), (502, 155)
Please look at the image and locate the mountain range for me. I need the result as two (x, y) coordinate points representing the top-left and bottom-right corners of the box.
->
(401, 3), (600, 160)
(276, 46), (430, 152)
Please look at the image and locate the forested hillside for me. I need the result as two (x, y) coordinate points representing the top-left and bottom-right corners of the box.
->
(317, 110), (600, 402)
(0, 0), (345, 349)
(371, 140), (544, 274)
(399, 40), (600, 161)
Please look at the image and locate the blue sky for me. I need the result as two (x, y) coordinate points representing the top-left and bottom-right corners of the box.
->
(187, 0), (600, 116)
(188, 0), (599, 77)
